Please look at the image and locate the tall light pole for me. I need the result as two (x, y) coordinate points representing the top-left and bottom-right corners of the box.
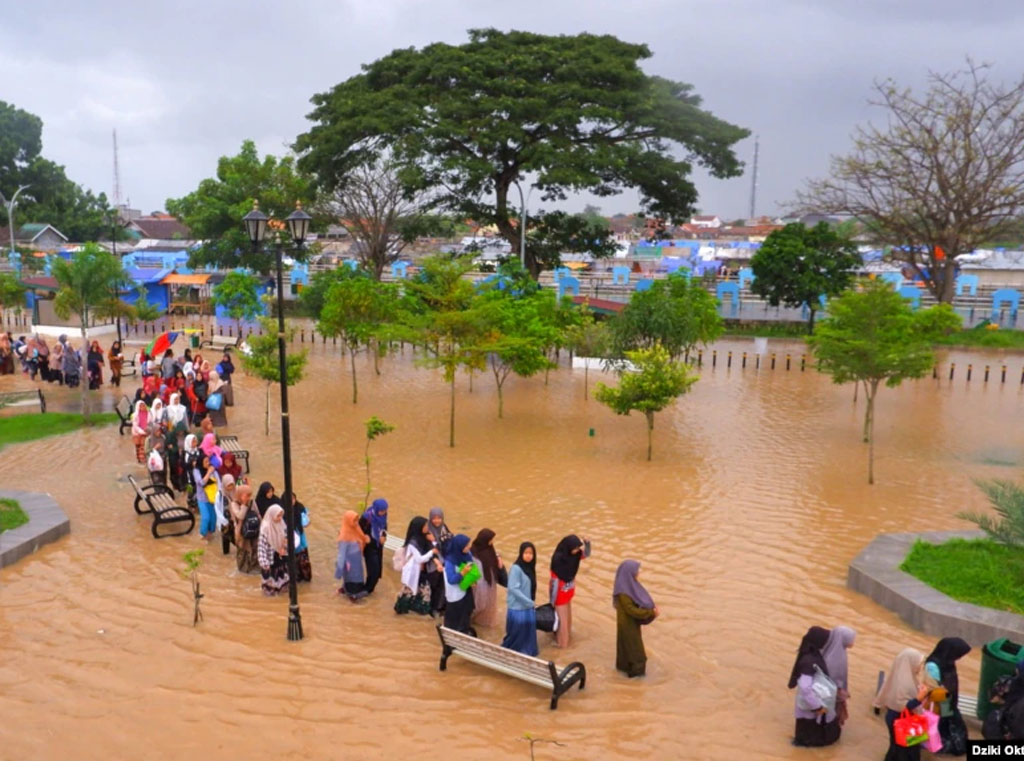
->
(512, 179), (533, 271)
(1, 184), (31, 271)
(243, 199), (311, 642)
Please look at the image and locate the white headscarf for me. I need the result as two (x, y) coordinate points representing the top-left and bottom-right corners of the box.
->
(149, 397), (165, 425)
(260, 503), (287, 554)
(874, 648), (923, 712)
(182, 361), (194, 378)
(166, 393), (187, 426)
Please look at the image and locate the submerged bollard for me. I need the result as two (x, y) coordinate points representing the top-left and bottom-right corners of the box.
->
(727, 350), (732, 369)
(301, 329), (305, 343)
(697, 350), (703, 367)
(1002, 365), (1007, 384)
(770, 352), (776, 370)
(984, 365), (990, 383)
(755, 354), (760, 370)
(588, 428), (595, 437)
(712, 350), (717, 368)
(785, 354), (791, 371)
(949, 363), (955, 381)
(800, 354), (806, 372)
(933, 366), (938, 380)
(967, 364), (972, 382)
(742, 352), (747, 369)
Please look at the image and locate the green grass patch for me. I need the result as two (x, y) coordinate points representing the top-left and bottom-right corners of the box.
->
(721, 320), (808, 339)
(0, 411), (120, 451)
(936, 326), (1024, 349)
(0, 498), (29, 532)
(901, 538), (1024, 615)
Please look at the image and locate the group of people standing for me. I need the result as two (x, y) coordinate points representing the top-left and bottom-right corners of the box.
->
(0, 332), (117, 388)
(333, 510), (661, 677)
(789, 627), (977, 759)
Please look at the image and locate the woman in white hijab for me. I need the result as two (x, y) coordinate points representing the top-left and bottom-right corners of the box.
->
(165, 392), (188, 438)
(874, 648), (926, 760)
(257, 504), (290, 596)
(149, 397), (166, 433)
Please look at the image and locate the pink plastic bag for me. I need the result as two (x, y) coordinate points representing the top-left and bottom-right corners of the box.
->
(921, 709), (942, 753)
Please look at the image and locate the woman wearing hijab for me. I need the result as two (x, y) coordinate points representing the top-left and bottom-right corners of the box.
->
(206, 370), (228, 428)
(789, 626), (840, 747)
(149, 397), (166, 433)
(502, 542), (539, 656)
(424, 508), (453, 615)
(549, 534), (588, 649)
(165, 393), (188, 441)
(290, 492), (312, 582)
(613, 560), (659, 678)
(820, 626), (856, 736)
(107, 340), (124, 386)
(360, 498), (388, 595)
(255, 481), (280, 520)
(219, 452), (243, 484)
(396, 516), (439, 615)
(229, 483), (260, 574)
(926, 637), (971, 754)
(165, 433), (187, 492)
(0, 333), (12, 375)
(443, 533), (477, 635)
(219, 352), (235, 384)
(130, 402), (149, 463)
(160, 349), (177, 382)
(87, 341), (104, 387)
(874, 648), (927, 760)
(34, 335), (51, 381)
(194, 455), (220, 543)
(62, 341), (81, 387)
(470, 528), (504, 628)
(335, 510), (369, 601)
(258, 503), (290, 596)
(218, 474), (237, 555)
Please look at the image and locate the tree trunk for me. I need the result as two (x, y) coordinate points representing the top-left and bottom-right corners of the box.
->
(497, 381), (504, 418)
(862, 383), (871, 443)
(806, 307), (816, 335)
(449, 375), (456, 448)
(867, 380), (879, 485)
(349, 345), (358, 404)
(363, 438), (372, 511)
(645, 411), (655, 461)
(265, 381), (271, 436)
(938, 256), (957, 304)
(469, 368), (474, 393)
(853, 380), (859, 404)
(584, 360), (589, 400)
(373, 342), (381, 376)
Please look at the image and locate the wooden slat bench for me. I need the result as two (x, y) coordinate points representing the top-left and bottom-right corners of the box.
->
(121, 352), (138, 378)
(115, 395), (134, 435)
(127, 474), (195, 538)
(0, 388), (46, 413)
(436, 625), (586, 710)
(201, 334), (241, 351)
(874, 669), (979, 724)
(217, 435), (250, 474)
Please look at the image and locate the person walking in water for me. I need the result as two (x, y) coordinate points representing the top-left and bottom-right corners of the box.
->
(549, 534), (588, 648)
(612, 559), (659, 677)
(501, 542), (539, 656)
(789, 626), (840, 747)
(361, 498), (388, 595)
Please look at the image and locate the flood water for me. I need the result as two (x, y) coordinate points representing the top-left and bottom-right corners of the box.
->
(1, 334), (1022, 760)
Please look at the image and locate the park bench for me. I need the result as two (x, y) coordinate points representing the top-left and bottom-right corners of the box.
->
(873, 669), (979, 723)
(121, 352), (138, 378)
(127, 474), (195, 539)
(217, 435), (250, 474)
(435, 625), (586, 710)
(115, 395), (134, 435)
(0, 388), (46, 413)
(201, 333), (242, 352)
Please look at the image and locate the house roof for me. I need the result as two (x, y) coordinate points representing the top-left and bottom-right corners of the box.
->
(19, 275), (59, 291)
(0, 223), (68, 244)
(160, 272), (211, 285)
(691, 215), (719, 222)
(129, 215), (191, 240)
(127, 267), (173, 283)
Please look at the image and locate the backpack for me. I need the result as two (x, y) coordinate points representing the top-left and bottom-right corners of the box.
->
(241, 508), (261, 540)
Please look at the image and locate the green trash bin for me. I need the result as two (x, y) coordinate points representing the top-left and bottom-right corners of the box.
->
(977, 637), (1024, 720)
(190, 333), (200, 350)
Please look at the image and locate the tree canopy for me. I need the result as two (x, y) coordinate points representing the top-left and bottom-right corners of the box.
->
(212, 271), (264, 321)
(240, 316), (309, 435)
(809, 280), (960, 483)
(296, 28), (748, 276)
(750, 222), (861, 332)
(166, 140), (324, 272)
(0, 101), (114, 242)
(795, 61), (1024, 303)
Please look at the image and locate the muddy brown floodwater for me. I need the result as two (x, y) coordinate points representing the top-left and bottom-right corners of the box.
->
(1, 336), (1021, 760)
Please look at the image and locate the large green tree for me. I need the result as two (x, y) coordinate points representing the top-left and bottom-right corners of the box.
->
(750, 222), (861, 333)
(212, 271), (264, 322)
(595, 343), (698, 461)
(52, 244), (126, 415)
(809, 281), (960, 484)
(0, 101), (114, 241)
(166, 140), (323, 272)
(611, 273), (722, 360)
(296, 28), (749, 277)
(796, 61), (1024, 303)
(239, 316), (309, 435)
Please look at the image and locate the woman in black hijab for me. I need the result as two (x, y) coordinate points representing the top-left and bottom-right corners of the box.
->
(255, 482), (280, 519)
(927, 637), (971, 754)
(549, 534), (588, 649)
(788, 626), (840, 747)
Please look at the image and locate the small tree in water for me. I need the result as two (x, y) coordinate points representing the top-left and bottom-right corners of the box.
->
(239, 316), (308, 435)
(363, 415), (395, 510)
(809, 280), (960, 484)
(182, 548), (205, 627)
(595, 344), (698, 461)
(565, 309), (612, 400)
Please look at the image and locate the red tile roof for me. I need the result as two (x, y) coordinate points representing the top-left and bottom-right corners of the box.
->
(130, 216), (191, 239)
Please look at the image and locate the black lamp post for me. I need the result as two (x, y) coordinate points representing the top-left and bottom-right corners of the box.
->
(243, 199), (311, 641)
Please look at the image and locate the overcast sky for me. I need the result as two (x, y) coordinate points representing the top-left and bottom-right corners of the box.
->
(4, 0), (1024, 221)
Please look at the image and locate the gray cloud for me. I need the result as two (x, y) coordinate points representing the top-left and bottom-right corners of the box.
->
(3, 0), (1023, 221)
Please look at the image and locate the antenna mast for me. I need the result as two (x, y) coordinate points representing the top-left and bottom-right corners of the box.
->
(748, 135), (759, 220)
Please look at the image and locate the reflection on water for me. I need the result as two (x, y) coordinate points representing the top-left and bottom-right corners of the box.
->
(1, 337), (1020, 759)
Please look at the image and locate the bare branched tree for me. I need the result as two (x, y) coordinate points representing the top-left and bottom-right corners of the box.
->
(795, 60), (1024, 303)
(326, 157), (445, 280)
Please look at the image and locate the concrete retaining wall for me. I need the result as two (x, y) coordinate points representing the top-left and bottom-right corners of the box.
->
(848, 530), (1024, 646)
(0, 490), (69, 568)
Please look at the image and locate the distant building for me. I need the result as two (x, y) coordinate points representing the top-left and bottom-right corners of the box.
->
(689, 215), (722, 229)
(128, 212), (191, 240)
(0, 223), (69, 252)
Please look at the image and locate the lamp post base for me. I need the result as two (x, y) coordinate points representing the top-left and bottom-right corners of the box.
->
(287, 604), (304, 642)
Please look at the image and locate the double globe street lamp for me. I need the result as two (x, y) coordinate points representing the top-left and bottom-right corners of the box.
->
(242, 200), (312, 641)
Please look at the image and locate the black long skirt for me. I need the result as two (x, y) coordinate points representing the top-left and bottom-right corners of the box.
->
(794, 716), (840, 747)
(442, 590), (475, 634)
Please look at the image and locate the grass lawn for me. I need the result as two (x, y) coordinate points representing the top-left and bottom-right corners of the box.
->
(0, 498), (29, 532)
(721, 321), (808, 339)
(901, 537), (1024, 615)
(0, 412), (120, 451)
(935, 326), (1024, 349)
